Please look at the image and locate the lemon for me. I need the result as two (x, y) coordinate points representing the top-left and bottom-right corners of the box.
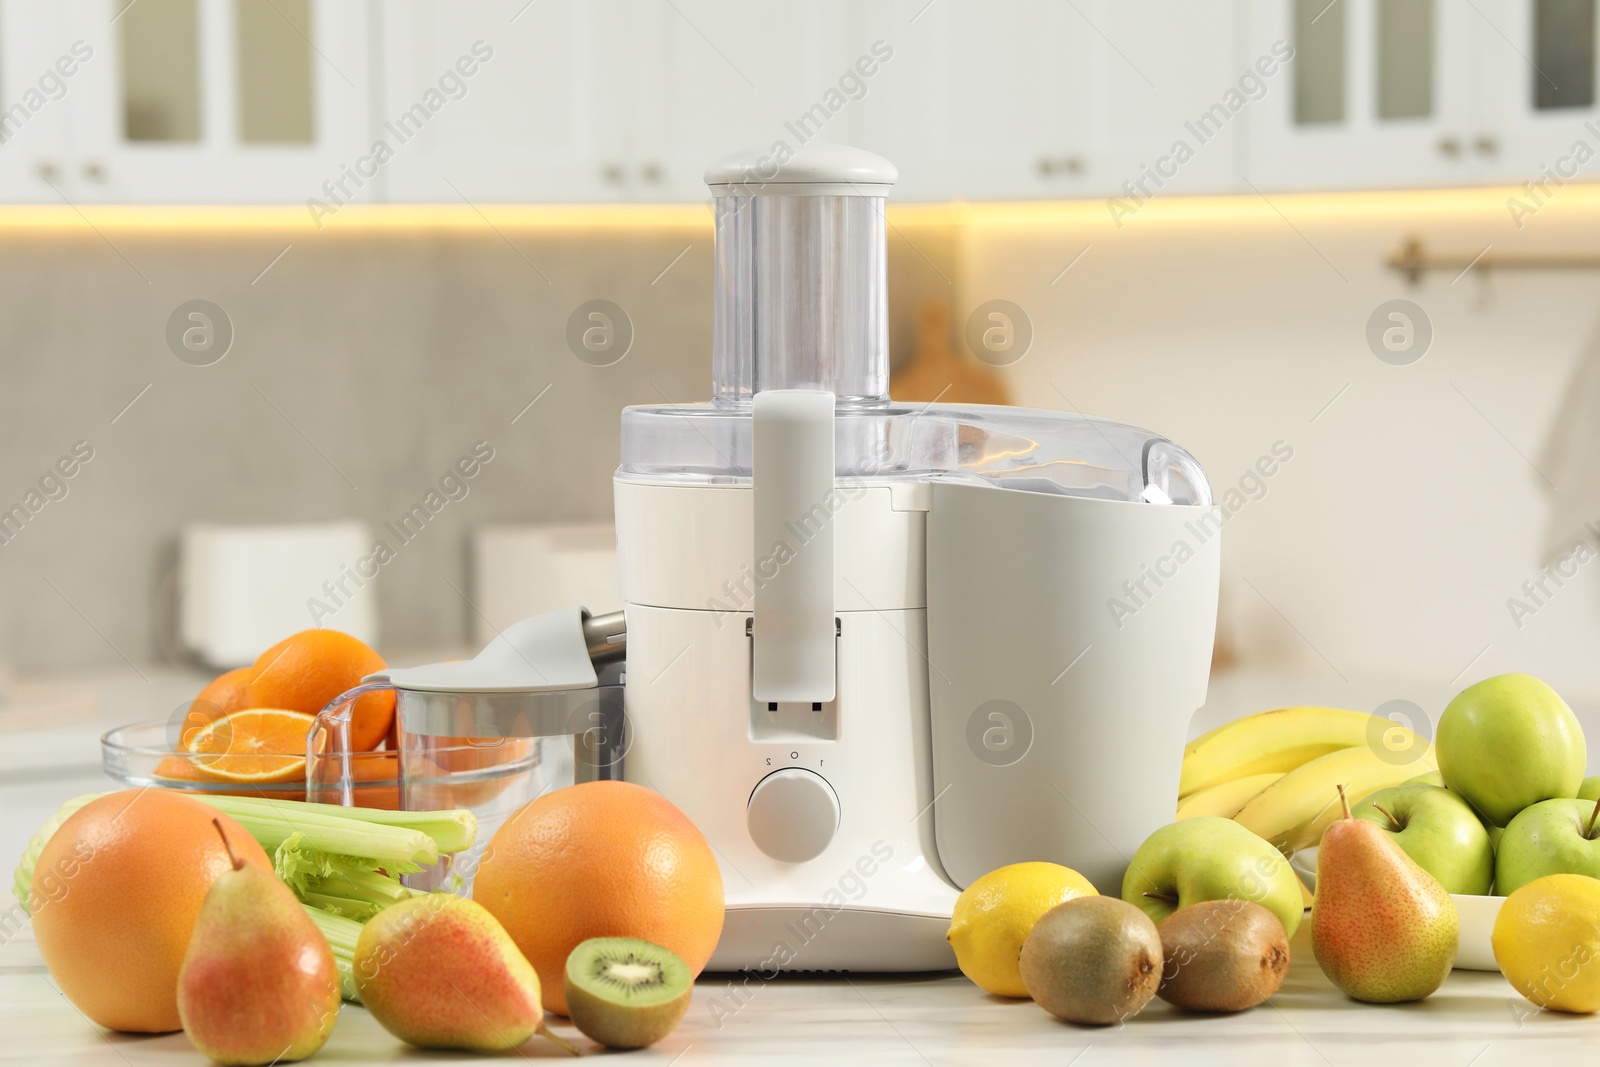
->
(1493, 874), (1600, 1014)
(947, 862), (1097, 998)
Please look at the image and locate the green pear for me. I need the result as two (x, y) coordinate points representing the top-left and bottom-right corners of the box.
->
(178, 821), (340, 1066)
(1436, 674), (1584, 827)
(1351, 785), (1493, 895)
(1312, 789), (1458, 1003)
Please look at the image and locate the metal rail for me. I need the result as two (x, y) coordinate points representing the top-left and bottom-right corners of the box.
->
(1387, 235), (1600, 283)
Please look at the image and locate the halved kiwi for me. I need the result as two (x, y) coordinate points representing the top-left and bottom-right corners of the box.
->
(563, 937), (692, 1049)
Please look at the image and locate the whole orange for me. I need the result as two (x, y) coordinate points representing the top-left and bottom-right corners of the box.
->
(194, 666), (253, 717)
(473, 781), (724, 1015)
(174, 667), (254, 747)
(29, 789), (271, 1033)
(247, 629), (393, 750)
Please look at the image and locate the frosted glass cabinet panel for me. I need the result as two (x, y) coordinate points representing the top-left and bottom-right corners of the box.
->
(1247, 0), (1491, 189)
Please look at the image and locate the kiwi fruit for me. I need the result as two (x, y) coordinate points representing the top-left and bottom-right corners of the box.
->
(564, 937), (692, 1049)
(1019, 896), (1163, 1025)
(1156, 899), (1289, 1012)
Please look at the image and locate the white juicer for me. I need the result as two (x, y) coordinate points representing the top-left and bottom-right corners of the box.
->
(609, 146), (1221, 972)
(317, 146), (1222, 973)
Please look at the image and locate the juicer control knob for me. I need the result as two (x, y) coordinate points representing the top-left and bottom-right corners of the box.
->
(746, 768), (839, 864)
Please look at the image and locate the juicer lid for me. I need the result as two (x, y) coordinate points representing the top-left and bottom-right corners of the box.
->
(705, 143), (897, 197)
(366, 607), (598, 693)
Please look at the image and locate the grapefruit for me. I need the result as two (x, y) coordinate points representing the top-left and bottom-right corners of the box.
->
(29, 789), (271, 1032)
(473, 781), (724, 1015)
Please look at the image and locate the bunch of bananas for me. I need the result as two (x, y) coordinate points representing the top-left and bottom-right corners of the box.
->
(1176, 706), (1435, 854)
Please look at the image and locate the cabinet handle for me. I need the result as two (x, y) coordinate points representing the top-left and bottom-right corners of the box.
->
(1437, 136), (1461, 158)
(83, 161), (107, 183)
(36, 160), (61, 184)
(601, 163), (625, 185)
(1474, 135), (1498, 157)
(1036, 155), (1084, 178)
(640, 162), (663, 184)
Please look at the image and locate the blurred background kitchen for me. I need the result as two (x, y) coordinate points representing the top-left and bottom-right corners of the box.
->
(6, 0), (1600, 853)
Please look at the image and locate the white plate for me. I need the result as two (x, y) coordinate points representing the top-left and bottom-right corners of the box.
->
(1450, 893), (1503, 972)
(1289, 848), (1503, 972)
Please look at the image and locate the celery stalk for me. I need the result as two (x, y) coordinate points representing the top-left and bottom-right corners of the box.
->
(13, 792), (475, 920)
(12, 794), (100, 912)
(187, 795), (477, 855)
(186, 799), (440, 871)
(274, 833), (420, 916)
(299, 892), (385, 923)
(302, 905), (363, 1002)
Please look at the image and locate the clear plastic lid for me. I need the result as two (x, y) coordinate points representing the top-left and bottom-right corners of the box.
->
(619, 402), (1211, 506)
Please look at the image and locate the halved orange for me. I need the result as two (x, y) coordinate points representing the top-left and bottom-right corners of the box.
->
(182, 708), (316, 784)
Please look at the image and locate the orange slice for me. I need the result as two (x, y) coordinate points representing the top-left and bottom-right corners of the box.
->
(182, 708), (316, 784)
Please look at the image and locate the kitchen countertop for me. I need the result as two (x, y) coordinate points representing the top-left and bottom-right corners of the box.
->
(0, 921), (1589, 1066)
(4, 664), (1595, 1062)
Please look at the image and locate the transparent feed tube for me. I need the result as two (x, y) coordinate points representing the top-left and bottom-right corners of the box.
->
(711, 193), (889, 408)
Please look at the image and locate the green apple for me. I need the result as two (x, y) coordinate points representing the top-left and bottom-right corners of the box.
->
(1350, 784), (1493, 894)
(1495, 797), (1600, 895)
(1404, 770), (1444, 787)
(1435, 673), (1585, 827)
(1121, 817), (1303, 937)
(1580, 776), (1600, 802)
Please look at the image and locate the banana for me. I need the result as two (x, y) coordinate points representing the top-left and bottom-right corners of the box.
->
(1174, 772), (1285, 821)
(1179, 706), (1379, 797)
(1233, 744), (1438, 854)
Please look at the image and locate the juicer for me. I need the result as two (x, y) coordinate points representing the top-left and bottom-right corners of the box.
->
(613, 146), (1220, 971)
(312, 144), (1221, 973)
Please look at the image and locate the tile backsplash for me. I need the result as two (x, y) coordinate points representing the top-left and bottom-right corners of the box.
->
(0, 212), (955, 671)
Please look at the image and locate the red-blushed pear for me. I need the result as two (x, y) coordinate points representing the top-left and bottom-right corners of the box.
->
(353, 894), (577, 1055)
(177, 821), (340, 1066)
(1312, 786), (1458, 1003)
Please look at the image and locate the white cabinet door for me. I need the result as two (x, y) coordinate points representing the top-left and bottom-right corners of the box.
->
(886, 0), (1098, 200)
(1246, 0), (1492, 190)
(1478, 0), (1600, 190)
(1090, 1), (1245, 198)
(632, 0), (905, 202)
(874, 0), (1241, 202)
(61, 0), (373, 205)
(0, 2), (78, 202)
(379, 0), (634, 203)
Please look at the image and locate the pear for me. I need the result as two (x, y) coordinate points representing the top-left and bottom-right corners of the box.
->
(1312, 786), (1458, 1003)
(178, 820), (340, 1066)
(354, 894), (572, 1054)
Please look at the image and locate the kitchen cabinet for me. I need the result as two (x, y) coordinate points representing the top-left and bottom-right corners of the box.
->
(378, 0), (909, 204)
(0, 2), (74, 202)
(11, 0), (1600, 204)
(887, 0), (1242, 201)
(1245, 0), (1492, 190)
(0, 0), (374, 205)
(1479, 0), (1600, 189)
(1247, 0), (1600, 192)
(378, 0), (638, 204)
(380, 0), (1243, 204)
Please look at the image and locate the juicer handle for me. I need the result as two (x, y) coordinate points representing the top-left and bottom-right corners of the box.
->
(305, 681), (398, 807)
(751, 389), (836, 703)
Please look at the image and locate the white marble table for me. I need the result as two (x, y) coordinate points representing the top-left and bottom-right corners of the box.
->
(2, 920), (1593, 1066)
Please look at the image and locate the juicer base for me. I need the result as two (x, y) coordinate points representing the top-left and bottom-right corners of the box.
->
(706, 905), (957, 973)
